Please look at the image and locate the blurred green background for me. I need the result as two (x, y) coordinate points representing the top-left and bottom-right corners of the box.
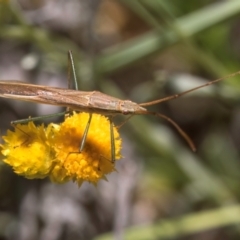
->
(1, 0), (240, 239)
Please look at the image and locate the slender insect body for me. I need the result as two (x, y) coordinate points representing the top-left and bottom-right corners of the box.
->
(1, 52), (240, 154)
(0, 81), (147, 115)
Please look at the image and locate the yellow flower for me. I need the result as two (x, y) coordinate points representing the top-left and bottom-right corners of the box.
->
(1, 122), (56, 179)
(50, 113), (122, 186)
(1, 112), (122, 186)
(0, 144), (4, 167)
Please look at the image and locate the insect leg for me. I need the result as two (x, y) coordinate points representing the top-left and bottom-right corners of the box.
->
(64, 50), (79, 118)
(68, 51), (92, 154)
(116, 115), (133, 129)
(109, 116), (115, 163)
(68, 50), (78, 90)
(79, 113), (92, 152)
(11, 111), (67, 125)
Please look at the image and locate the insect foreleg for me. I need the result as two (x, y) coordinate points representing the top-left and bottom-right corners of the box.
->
(116, 115), (133, 129)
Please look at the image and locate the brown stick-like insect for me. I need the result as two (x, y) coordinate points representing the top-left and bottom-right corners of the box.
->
(0, 51), (239, 161)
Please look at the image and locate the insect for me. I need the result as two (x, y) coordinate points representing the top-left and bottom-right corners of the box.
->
(0, 51), (239, 161)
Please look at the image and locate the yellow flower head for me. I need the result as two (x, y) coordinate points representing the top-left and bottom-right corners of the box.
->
(50, 113), (122, 186)
(1, 122), (56, 179)
(1, 113), (122, 186)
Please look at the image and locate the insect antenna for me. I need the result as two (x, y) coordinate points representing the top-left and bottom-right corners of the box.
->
(139, 71), (240, 107)
(138, 110), (196, 151)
